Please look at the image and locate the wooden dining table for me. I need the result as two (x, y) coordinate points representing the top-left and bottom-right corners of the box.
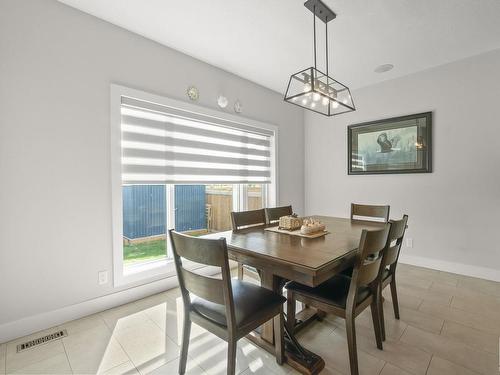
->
(204, 216), (386, 375)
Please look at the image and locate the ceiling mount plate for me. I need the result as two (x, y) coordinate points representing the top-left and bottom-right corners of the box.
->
(304, 0), (336, 23)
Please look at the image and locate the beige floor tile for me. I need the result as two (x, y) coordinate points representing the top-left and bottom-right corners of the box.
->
(440, 321), (499, 355)
(398, 264), (460, 287)
(296, 320), (338, 343)
(430, 281), (494, 302)
(300, 330), (385, 375)
(140, 295), (206, 346)
(146, 356), (207, 375)
(451, 294), (500, 316)
(400, 326), (497, 375)
(458, 276), (500, 298)
(63, 324), (129, 374)
(58, 313), (108, 335)
(394, 305), (444, 334)
(113, 319), (180, 374)
(184, 332), (252, 375)
(100, 302), (152, 332)
(239, 338), (295, 375)
(333, 323), (431, 375)
(162, 287), (182, 301)
(395, 273), (433, 290)
(330, 308), (408, 342)
(240, 363), (283, 375)
(396, 284), (452, 307)
(10, 352), (71, 374)
(419, 300), (500, 335)
(5, 329), (66, 374)
(426, 356), (481, 375)
(315, 366), (344, 375)
(382, 288), (423, 311)
(5, 266), (499, 375)
(101, 361), (139, 375)
(379, 363), (413, 375)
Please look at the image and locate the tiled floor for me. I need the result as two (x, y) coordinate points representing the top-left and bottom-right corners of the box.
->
(2, 264), (500, 374)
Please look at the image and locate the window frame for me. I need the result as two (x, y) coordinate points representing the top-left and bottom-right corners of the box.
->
(110, 84), (278, 287)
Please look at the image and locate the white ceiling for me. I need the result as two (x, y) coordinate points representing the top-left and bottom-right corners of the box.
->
(59, 0), (500, 93)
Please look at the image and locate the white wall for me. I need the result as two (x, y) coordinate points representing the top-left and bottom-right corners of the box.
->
(305, 49), (500, 279)
(0, 0), (304, 336)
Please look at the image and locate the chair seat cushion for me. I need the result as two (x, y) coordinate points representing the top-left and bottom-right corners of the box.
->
(191, 280), (286, 329)
(286, 274), (372, 309)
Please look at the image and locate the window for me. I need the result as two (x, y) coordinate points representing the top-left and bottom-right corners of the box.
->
(111, 85), (277, 286)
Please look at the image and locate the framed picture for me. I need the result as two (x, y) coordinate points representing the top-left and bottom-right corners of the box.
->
(348, 112), (432, 175)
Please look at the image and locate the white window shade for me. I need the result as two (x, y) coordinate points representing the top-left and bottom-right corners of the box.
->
(120, 97), (274, 185)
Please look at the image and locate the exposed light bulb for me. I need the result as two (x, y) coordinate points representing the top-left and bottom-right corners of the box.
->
(303, 84), (311, 92)
(322, 97), (329, 106)
(311, 102), (316, 108)
(302, 98), (308, 105)
(313, 93), (321, 102)
(332, 101), (339, 109)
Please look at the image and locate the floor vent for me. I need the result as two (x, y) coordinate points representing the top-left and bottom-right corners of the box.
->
(16, 329), (68, 353)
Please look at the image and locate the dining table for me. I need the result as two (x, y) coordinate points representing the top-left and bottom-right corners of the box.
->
(204, 215), (386, 375)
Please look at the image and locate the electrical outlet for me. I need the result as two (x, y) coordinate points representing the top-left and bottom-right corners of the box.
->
(406, 238), (413, 248)
(98, 270), (108, 285)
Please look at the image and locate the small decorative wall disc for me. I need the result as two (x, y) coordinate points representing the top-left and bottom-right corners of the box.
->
(234, 100), (243, 113)
(187, 86), (199, 101)
(217, 95), (228, 108)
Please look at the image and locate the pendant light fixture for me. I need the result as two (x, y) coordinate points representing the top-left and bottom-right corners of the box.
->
(284, 0), (355, 116)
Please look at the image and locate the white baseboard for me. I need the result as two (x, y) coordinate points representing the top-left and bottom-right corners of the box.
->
(399, 254), (500, 282)
(0, 266), (221, 344)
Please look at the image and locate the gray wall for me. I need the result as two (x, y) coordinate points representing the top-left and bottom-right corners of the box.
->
(0, 0), (304, 326)
(305, 49), (500, 275)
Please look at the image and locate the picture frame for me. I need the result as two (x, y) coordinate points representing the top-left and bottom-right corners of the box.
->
(348, 112), (432, 175)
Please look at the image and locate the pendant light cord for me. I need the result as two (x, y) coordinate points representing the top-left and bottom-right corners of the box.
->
(325, 17), (329, 78)
(313, 5), (317, 70)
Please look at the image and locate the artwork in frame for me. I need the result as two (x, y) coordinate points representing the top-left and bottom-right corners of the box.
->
(348, 112), (432, 174)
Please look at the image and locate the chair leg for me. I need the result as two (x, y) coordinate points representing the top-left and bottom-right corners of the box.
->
(286, 290), (296, 333)
(345, 314), (359, 375)
(390, 278), (400, 319)
(237, 263), (244, 280)
(227, 338), (237, 375)
(379, 287), (386, 341)
(274, 308), (285, 365)
(370, 299), (383, 350)
(179, 316), (192, 375)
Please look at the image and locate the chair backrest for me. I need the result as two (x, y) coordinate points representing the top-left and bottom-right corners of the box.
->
(382, 215), (408, 269)
(231, 209), (267, 230)
(351, 203), (390, 223)
(169, 230), (236, 327)
(350, 225), (391, 289)
(265, 205), (293, 224)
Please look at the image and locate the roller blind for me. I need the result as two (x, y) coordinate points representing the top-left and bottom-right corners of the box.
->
(120, 97), (274, 185)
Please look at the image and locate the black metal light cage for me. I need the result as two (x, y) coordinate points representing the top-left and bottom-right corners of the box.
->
(284, 0), (355, 116)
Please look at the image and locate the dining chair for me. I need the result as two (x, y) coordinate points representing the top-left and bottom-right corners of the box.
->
(378, 215), (408, 340)
(265, 205), (293, 224)
(286, 225), (390, 375)
(169, 230), (285, 375)
(351, 203), (390, 223)
(231, 209), (267, 280)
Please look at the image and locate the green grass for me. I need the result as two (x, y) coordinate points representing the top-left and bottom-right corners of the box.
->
(123, 239), (166, 265)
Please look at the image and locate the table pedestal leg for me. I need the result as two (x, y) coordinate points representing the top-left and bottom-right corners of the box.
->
(252, 270), (325, 375)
